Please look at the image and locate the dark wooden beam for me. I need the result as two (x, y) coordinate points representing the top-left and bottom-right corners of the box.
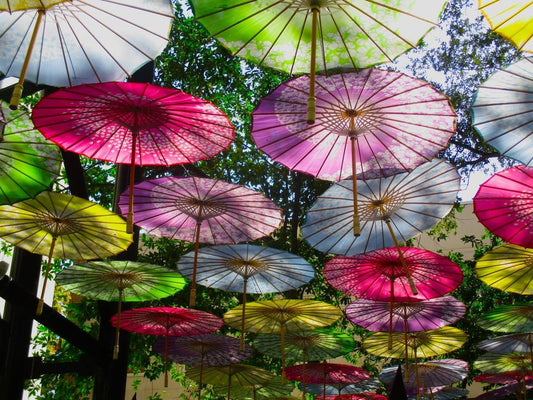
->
(0, 276), (109, 365)
(0, 249), (42, 400)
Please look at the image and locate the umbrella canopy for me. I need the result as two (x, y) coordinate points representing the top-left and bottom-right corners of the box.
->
(0, 100), (62, 205)
(55, 260), (187, 302)
(479, 333), (533, 355)
(191, 0), (448, 123)
(56, 259), (187, 359)
(0, 0), (173, 107)
(324, 247), (463, 302)
(302, 159), (460, 256)
(475, 243), (533, 295)
(120, 176), (281, 243)
(475, 371), (533, 384)
(152, 333), (252, 367)
(314, 394), (388, 400)
(111, 306), (223, 387)
(120, 176), (282, 305)
(283, 362), (370, 386)
(346, 295), (466, 332)
(478, 303), (533, 333)
(191, 0), (447, 74)
(380, 360), (468, 395)
(177, 243), (314, 294)
(0, 0), (65, 11)
(475, 380), (533, 400)
(251, 70), (456, 182)
(474, 352), (533, 374)
(224, 299), (342, 336)
(186, 364), (274, 400)
(362, 326), (468, 360)
(32, 82), (235, 233)
(300, 379), (382, 396)
(154, 333), (252, 399)
(479, 1), (533, 53)
(473, 165), (533, 248)
(472, 56), (533, 165)
(214, 376), (295, 400)
(32, 82), (234, 167)
(411, 387), (469, 400)
(0, 190), (132, 313)
(253, 328), (355, 362)
(224, 299), (342, 376)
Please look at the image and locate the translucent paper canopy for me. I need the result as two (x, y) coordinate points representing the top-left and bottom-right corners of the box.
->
(472, 57), (533, 165)
(191, 0), (448, 74)
(177, 244), (314, 294)
(302, 159), (460, 255)
(0, 0), (174, 87)
(252, 71), (456, 181)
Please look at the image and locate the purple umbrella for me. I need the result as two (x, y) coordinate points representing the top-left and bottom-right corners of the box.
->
(346, 295), (466, 335)
(153, 333), (252, 399)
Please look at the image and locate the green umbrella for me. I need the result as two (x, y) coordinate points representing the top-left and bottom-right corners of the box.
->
(474, 352), (533, 374)
(0, 101), (61, 205)
(253, 328), (355, 362)
(478, 303), (533, 333)
(55, 260), (187, 358)
(190, 0), (448, 123)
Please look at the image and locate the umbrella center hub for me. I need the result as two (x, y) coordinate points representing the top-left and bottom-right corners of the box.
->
(263, 306), (300, 323)
(114, 103), (169, 130)
(36, 215), (80, 236)
(289, 333), (320, 348)
(174, 197), (226, 220)
(225, 259), (267, 277)
(394, 302), (425, 318)
(376, 259), (409, 279)
(361, 197), (404, 221)
(335, 108), (372, 137)
(101, 271), (142, 289)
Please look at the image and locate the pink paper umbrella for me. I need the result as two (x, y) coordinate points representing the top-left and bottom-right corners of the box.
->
(473, 165), (533, 248)
(252, 70), (455, 234)
(314, 394), (388, 400)
(110, 306), (223, 387)
(324, 247), (463, 302)
(119, 176), (283, 306)
(284, 362), (370, 399)
(31, 81), (235, 232)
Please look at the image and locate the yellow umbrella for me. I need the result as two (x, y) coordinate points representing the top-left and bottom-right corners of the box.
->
(0, 1), (65, 11)
(0, 191), (133, 314)
(363, 326), (467, 386)
(224, 299), (343, 379)
(479, 0), (532, 53)
(476, 243), (533, 295)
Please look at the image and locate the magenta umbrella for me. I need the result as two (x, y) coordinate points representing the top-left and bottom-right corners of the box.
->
(324, 247), (463, 302)
(118, 176), (283, 306)
(284, 362), (370, 398)
(110, 306), (223, 387)
(31, 81), (235, 232)
(252, 70), (456, 234)
(473, 165), (533, 248)
(345, 295), (466, 333)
